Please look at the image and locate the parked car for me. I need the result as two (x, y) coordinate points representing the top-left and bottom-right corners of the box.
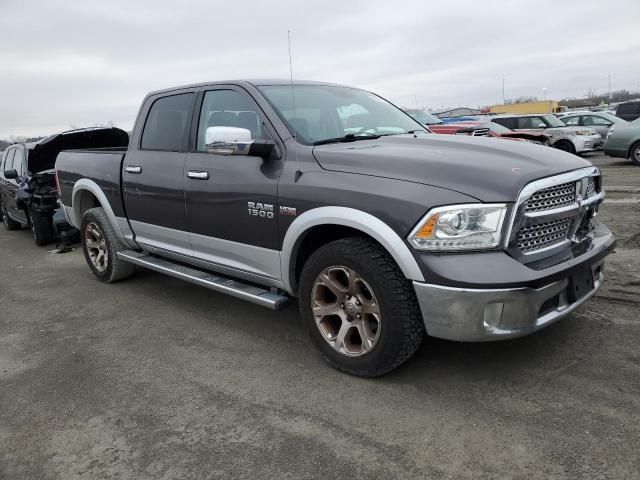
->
(406, 109), (443, 125)
(604, 118), (640, 166)
(56, 80), (614, 377)
(560, 112), (628, 139)
(615, 101), (640, 122)
(0, 127), (128, 244)
(491, 114), (602, 155)
(429, 121), (550, 145)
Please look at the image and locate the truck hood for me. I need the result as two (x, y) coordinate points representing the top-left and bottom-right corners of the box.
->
(28, 127), (129, 174)
(312, 134), (592, 202)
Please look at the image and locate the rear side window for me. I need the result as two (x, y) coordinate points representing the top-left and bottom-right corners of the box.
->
(516, 117), (545, 129)
(563, 116), (580, 126)
(141, 93), (194, 151)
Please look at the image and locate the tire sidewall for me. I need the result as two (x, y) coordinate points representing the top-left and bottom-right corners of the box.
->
(630, 143), (640, 166)
(299, 241), (416, 375)
(81, 209), (116, 282)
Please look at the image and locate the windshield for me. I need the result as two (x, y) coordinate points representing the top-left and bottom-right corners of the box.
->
(487, 122), (512, 134)
(407, 110), (442, 125)
(543, 114), (567, 128)
(258, 85), (427, 144)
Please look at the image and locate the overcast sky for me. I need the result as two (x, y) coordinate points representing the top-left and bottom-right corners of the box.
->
(0, 0), (638, 138)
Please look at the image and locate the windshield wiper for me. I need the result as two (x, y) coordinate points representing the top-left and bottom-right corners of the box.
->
(313, 133), (380, 146)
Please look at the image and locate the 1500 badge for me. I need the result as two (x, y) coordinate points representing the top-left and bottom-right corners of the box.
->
(247, 202), (274, 219)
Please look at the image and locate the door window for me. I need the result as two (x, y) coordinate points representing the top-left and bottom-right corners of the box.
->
(583, 116), (611, 126)
(493, 118), (516, 129)
(197, 90), (265, 151)
(13, 149), (26, 177)
(516, 117), (546, 129)
(141, 93), (194, 151)
(3, 149), (16, 174)
(563, 116), (580, 126)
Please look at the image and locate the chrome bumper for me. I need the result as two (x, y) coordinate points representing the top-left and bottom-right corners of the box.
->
(414, 260), (604, 342)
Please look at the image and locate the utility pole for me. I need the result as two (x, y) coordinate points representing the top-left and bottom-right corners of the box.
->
(608, 74), (611, 101)
(502, 78), (505, 104)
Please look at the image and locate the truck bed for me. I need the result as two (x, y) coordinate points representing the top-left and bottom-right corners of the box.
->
(56, 149), (129, 221)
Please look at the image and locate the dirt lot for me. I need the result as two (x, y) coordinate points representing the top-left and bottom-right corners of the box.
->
(1, 152), (639, 480)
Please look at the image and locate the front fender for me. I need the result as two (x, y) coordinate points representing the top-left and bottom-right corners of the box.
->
(280, 206), (425, 295)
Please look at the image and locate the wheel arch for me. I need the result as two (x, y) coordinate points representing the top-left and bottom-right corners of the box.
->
(281, 207), (425, 295)
(70, 179), (131, 245)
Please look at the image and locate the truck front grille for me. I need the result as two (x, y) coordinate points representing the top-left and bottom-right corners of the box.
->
(517, 218), (572, 253)
(511, 168), (604, 258)
(524, 182), (576, 213)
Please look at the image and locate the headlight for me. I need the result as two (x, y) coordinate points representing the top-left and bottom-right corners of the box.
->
(408, 204), (509, 251)
(575, 130), (592, 136)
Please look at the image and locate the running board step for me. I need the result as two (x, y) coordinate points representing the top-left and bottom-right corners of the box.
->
(117, 250), (289, 310)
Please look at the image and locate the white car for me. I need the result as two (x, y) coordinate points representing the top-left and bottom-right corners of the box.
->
(492, 114), (602, 155)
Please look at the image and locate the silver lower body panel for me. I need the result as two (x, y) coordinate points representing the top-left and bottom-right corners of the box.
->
(414, 260), (604, 342)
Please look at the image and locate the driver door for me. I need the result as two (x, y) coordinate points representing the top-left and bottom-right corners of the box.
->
(184, 87), (283, 281)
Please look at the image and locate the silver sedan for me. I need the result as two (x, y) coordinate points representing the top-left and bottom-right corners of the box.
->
(561, 112), (628, 138)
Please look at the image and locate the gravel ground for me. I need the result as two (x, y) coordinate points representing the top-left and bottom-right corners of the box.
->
(1, 152), (639, 480)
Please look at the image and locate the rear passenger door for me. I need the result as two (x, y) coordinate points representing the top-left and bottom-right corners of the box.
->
(184, 86), (283, 281)
(123, 91), (196, 256)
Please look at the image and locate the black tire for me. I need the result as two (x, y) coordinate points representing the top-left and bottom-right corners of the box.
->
(629, 142), (640, 166)
(298, 237), (424, 377)
(81, 207), (135, 283)
(1, 200), (21, 231)
(28, 207), (55, 246)
(553, 140), (576, 155)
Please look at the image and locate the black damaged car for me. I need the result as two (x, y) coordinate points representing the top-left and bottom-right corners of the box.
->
(0, 127), (128, 245)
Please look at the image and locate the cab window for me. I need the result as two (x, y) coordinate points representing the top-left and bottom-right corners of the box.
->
(3, 149), (16, 175)
(197, 89), (265, 151)
(13, 149), (26, 177)
(141, 93), (194, 152)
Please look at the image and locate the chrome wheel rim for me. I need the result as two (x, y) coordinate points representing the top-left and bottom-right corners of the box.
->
(311, 266), (382, 357)
(85, 222), (108, 272)
(634, 147), (640, 162)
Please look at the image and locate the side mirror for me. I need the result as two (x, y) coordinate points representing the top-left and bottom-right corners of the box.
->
(537, 123), (546, 128)
(205, 126), (275, 158)
(3, 169), (18, 180)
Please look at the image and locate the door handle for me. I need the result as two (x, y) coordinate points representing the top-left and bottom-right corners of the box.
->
(187, 171), (209, 180)
(125, 166), (142, 174)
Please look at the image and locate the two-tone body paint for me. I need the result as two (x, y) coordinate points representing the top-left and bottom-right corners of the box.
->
(55, 79), (613, 296)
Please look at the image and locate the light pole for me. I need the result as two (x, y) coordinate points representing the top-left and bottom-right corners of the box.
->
(502, 78), (505, 103)
(542, 87), (547, 101)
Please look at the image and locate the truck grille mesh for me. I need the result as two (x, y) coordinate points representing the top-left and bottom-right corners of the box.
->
(517, 218), (572, 253)
(585, 177), (596, 198)
(524, 182), (576, 213)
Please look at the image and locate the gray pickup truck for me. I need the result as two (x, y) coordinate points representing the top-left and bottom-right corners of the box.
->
(55, 80), (615, 376)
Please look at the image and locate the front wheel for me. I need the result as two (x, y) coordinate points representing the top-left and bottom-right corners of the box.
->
(298, 237), (424, 377)
(553, 140), (576, 155)
(81, 207), (135, 283)
(629, 142), (640, 166)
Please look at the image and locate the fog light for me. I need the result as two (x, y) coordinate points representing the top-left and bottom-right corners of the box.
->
(483, 303), (504, 329)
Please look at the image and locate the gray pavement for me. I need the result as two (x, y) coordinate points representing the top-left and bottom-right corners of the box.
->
(1, 152), (639, 479)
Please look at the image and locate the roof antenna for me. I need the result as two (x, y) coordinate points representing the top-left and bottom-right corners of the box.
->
(288, 30), (303, 181)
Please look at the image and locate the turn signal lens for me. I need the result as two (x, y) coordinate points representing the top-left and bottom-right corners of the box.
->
(414, 214), (438, 238)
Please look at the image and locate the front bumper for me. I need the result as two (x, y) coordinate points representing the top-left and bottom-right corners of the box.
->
(574, 135), (603, 153)
(414, 260), (604, 341)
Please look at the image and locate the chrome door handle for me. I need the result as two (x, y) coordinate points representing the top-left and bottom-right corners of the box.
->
(125, 166), (142, 174)
(187, 171), (209, 180)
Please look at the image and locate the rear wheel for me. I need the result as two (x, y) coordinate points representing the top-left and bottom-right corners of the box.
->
(1, 200), (21, 231)
(629, 142), (640, 166)
(28, 207), (55, 246)
(81, 207), (135, 283)
(553, 140), (576, 155)
(298, 237), (424, 377)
